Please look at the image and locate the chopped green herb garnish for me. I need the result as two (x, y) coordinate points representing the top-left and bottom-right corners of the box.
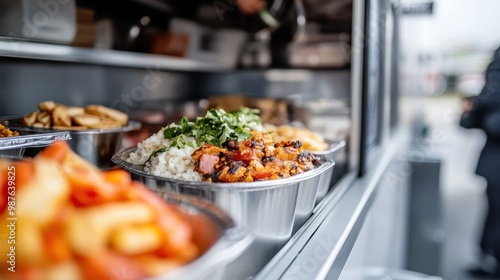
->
(162, 107), (263, 149)
(144, 147), (167, 163)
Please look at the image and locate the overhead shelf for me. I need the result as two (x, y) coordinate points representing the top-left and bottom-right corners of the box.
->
(0, 37), (230, 72)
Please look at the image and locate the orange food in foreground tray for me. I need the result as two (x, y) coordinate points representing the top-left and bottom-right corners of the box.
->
(0, 141), (200, 280)
(21, 101), (128, 129)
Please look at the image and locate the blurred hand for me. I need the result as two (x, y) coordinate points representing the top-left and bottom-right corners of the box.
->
(237, 0), (266, 14)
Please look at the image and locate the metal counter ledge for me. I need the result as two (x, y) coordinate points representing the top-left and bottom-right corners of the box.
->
(255, 130), (406, 280)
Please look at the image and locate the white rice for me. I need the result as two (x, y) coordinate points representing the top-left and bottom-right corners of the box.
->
(126, 127), (202, 181)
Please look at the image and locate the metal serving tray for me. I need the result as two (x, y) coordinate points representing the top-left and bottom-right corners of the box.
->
(3, 117), (140, 168)
(312, 139), (346, 204)
(292, 139), (345, 233)
(0, 129), (71, 158)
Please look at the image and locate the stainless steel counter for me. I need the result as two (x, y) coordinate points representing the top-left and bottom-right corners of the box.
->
(255, 128), (407, 280)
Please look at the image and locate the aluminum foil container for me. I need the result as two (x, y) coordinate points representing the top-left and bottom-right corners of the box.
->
(0, 130), (71, 159)
(312, 139), (346, 204)
(152, 192), (252, 280)
(292, 168), (322, 234)
(3, 118), (140, 169)
(112, 147), (335, 278)
(291, 139), (345, 233)
(113, 146), (334, 237)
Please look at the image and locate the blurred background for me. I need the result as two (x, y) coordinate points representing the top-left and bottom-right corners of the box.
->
(397, 0), (500, 279)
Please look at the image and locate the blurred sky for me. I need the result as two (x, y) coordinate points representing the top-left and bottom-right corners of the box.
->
(401, 0), (500, 54)
(399, 0), (500, 94)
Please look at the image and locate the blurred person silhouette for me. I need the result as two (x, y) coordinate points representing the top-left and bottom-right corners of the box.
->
(460, 46), (500, 278)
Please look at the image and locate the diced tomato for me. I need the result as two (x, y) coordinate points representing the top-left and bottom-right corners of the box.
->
(198, 154), (219, 174)
(252, 171), (272, 179)
(232, 150), (255, 161)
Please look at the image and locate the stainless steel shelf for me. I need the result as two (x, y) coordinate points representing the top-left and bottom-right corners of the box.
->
(0, 37), (229, 71)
